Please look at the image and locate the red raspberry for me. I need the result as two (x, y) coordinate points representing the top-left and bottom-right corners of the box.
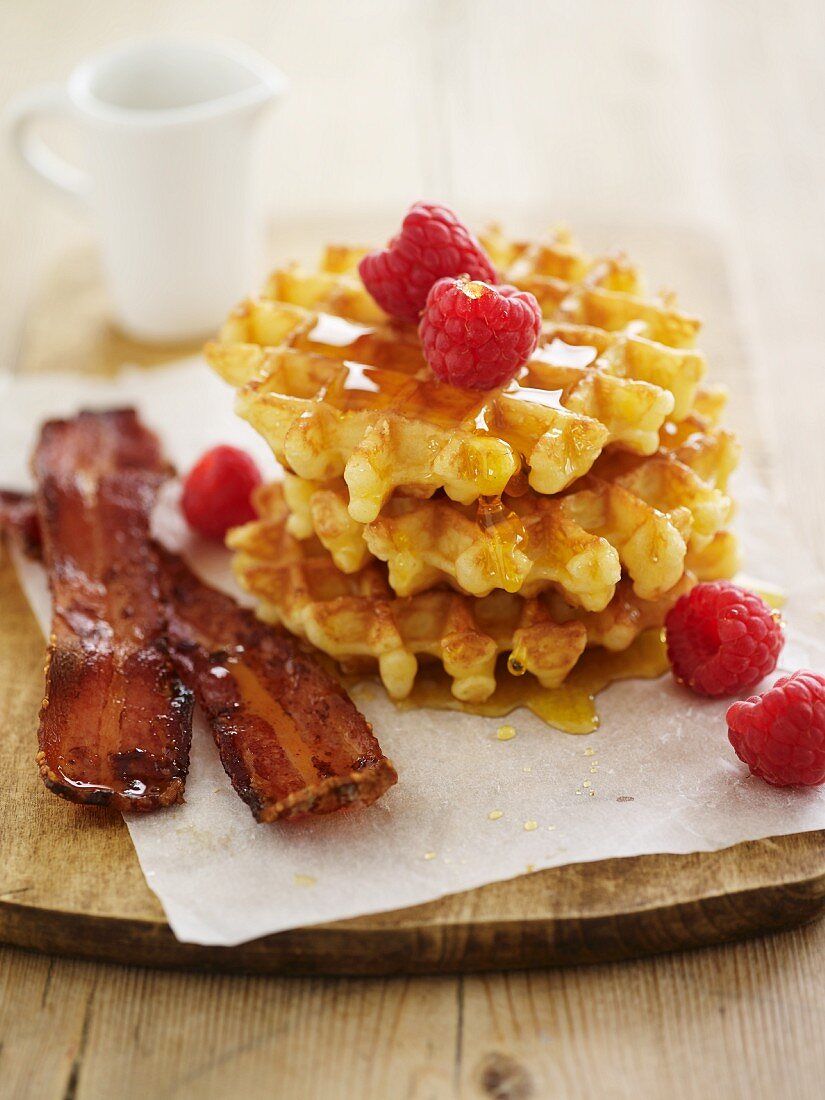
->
(727, 671), (825, 787)
(181, 445), (262, 540)
(358, 202), (497, 323)
(419, 276), (542, 389)
(665, 581), (783, 697)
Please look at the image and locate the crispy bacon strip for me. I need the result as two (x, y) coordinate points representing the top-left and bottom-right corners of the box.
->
(6, 416), (395, 821)
(33, 410), (193, 811)
(157, 546), (397, 822)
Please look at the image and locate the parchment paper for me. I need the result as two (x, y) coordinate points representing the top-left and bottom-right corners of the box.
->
(3, 361), (824, 946)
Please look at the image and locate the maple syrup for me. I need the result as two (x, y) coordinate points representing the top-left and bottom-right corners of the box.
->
(398, 629), (669, 734)
(533, 337), (598, 369)
(476, 495), (528, 592)
(301, 320), (601, 441)
(321, 358), (487, 426)
(297, 311), (425, 371)
(504, 384), (566, 412)
(307, 312), (374, 349)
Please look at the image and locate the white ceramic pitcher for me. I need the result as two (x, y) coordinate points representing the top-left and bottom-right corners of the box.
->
(7, 38), (287, 343)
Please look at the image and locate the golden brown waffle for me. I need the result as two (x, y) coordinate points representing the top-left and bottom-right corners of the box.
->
(274, 417), (737, 607)
(212, 223), (740, 705)
(213, 294), (707, 424)
(228, 485), (694, 703)
(205, 229), (720, 524)
(291, 234), (703, 349)
(209, 345), (681, 524)
(480, 225), (702, 348)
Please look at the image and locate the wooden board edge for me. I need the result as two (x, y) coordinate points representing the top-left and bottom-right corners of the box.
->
(2, 862), (823, 976)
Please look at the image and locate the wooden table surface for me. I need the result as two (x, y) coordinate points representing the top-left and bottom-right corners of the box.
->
(1, 1), (823, 1096)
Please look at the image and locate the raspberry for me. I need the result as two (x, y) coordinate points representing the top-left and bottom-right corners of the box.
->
(665, 581), (783, 697)
(727, 671), (825, 787)
(419, 276), (542, 390)
(358, 202), (497, 323)
(181, 445), (261, 540)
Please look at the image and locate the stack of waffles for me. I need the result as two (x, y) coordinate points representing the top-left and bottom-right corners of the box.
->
(206, 226), (741, 705)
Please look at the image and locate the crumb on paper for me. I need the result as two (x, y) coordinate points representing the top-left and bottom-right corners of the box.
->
(174, 825), (228, 851)
(525, 863), (534, 873)
(423, 851), (436, 860)
(583, 780), (591, 788)
(488, 809), (504, 821)
(496, 724), (517, 741)
(293, 873), (316, 888)
(616, 795), (635, 803)
(524, 820), (538, 832)
(522, 765), (532, 773)
(589, 790), (596, 797)
(547, 825), (556, 831)
(584, 746), (596, 757)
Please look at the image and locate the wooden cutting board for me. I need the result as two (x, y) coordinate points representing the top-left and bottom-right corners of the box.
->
(2, 232), (823, 976)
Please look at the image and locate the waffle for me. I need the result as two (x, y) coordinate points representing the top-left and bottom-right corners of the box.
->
(212, 222), (740, 706)
(213, 294), (707, 424)
(211, 348), (685, 524)
(228, 486), (693, 703)
(205, 234), (719, 523)
(296, 241), (708, 417)
(480, 225), (702, 348)
(275, 417), (737, 606)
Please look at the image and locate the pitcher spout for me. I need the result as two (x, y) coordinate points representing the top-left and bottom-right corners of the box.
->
(226, 41), (289, 117)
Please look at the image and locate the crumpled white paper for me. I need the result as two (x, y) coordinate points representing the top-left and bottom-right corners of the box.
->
(2, 361), (824, 947)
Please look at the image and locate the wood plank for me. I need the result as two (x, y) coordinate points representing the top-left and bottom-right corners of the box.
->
(3, 919), (825, 1099)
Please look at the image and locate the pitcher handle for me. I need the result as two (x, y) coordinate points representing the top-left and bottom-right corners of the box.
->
(6, 85), (89, 206)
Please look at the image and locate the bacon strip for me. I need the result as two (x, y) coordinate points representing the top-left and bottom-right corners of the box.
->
(157, 547), (397, 822)
(33, 410), (193, 811)
(8, 412), (396, 821)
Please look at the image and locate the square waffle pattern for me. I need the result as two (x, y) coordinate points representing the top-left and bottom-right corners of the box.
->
(208, 226), (741, 703)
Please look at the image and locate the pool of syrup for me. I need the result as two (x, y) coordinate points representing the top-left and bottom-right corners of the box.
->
(395, 629), (669, 735)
